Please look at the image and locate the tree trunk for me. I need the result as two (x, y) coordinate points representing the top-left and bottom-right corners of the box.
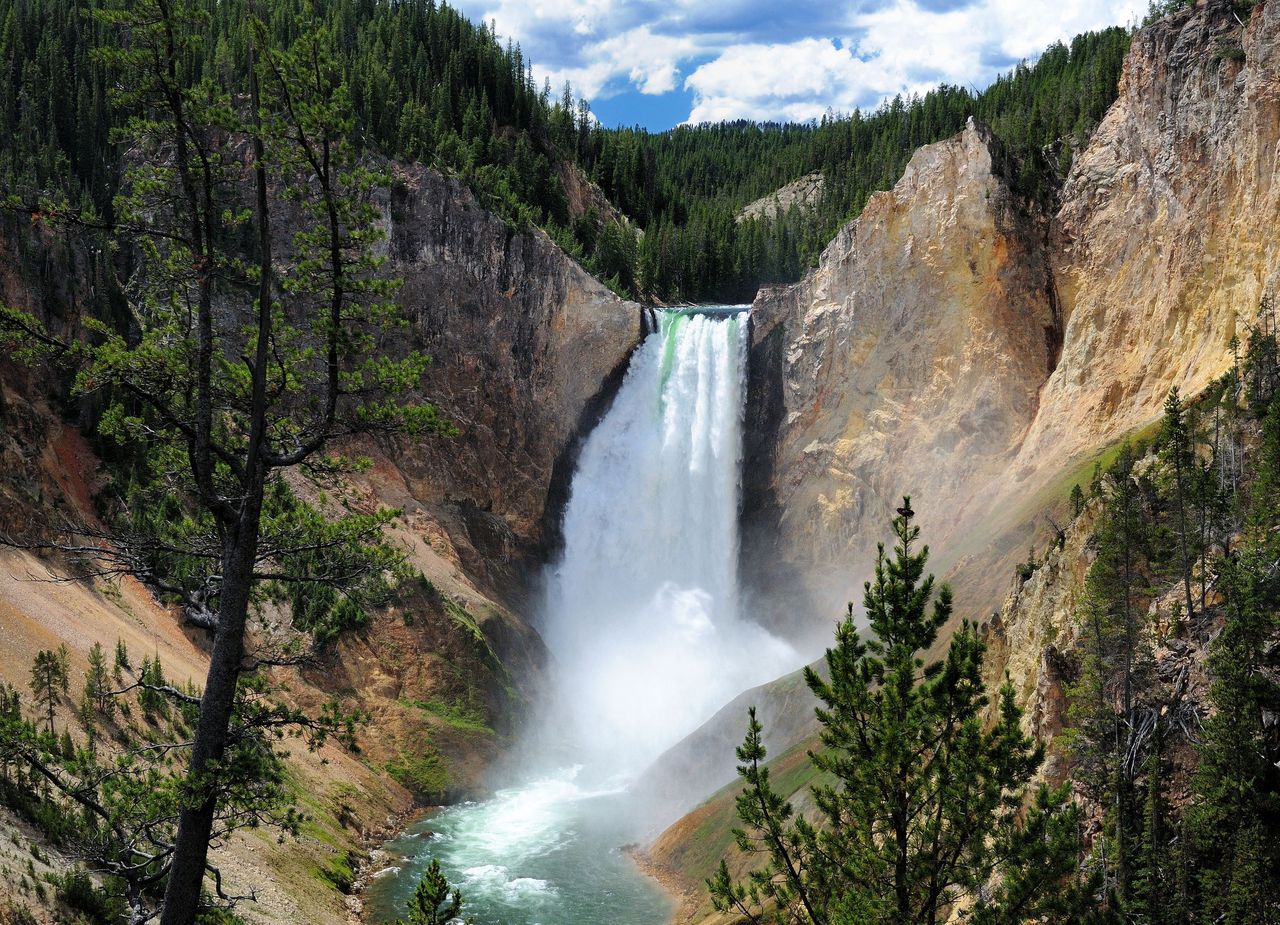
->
(1174, 458), (1195, 622)
(159, 524), (259, 925)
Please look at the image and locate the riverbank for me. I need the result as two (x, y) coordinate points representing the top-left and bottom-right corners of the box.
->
(348, 804), (432, 925)
(628, 845), (700, 925)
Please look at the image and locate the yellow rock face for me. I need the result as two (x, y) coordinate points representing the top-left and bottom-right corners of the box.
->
(746, 2), (1280, 632)
(1021, 0), (1280, 477)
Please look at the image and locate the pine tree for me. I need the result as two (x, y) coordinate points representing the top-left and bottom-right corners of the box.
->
(1160, 387), (1197, 623)
(113, 638), (128, 683)
(84, 641), (113, 719)
(29, 646), (69, 736)
(3, 6), (441, 923)
(77, 688), (96, 754)
(395, 860), (470, 925)
(710, 499), (1093, 925)
(137, 655), (168, 719)
(1130, 726), (1171, 924)
(1067, 443), (1158, 903)
(1188, 547), (1280, 923)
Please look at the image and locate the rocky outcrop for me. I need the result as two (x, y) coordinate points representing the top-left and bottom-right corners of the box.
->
(745, 0), (1280, 635)
(980, 501), (1098, 759)
(555, 157), (630, 227)
(744, 119), (1058, 637)
(737, 172), (826, 223)
(383, 165), (643, 606)
(1017, 0), (1280, 472)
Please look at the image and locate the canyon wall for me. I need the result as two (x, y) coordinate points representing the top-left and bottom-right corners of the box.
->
(743, 119), (1058, 638)
(1020, 0), (1280, 470)
(0, 164), (640, 925)
(381, 165), (643, 605)
(745, 0), (1280, 636)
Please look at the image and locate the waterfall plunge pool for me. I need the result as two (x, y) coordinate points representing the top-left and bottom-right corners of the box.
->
(362, 768), (672, 925)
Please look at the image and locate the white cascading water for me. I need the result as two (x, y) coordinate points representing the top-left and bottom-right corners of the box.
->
(541, 308), (796, 775)
(367, 308), (797, 925)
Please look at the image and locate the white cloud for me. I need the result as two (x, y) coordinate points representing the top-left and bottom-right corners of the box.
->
(685, 38), (883, 123)
(453, 0), (1148, 123)
(685, 0), (1148, 123)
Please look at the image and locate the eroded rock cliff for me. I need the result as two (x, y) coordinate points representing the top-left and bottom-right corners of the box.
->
(737, 172), (826, 223)
(381, 165), (643, 605)
(745, 0), (1280, 635)
(744, 119), (1058, 638)
(1020, 0), (1280, 479)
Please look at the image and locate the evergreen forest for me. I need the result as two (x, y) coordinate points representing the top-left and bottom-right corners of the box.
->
(0, 0), (1128, 302)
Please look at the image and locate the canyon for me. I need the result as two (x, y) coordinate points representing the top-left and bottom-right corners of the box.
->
(651, 0), (1280, 916)
(0, 0), (1277, 922)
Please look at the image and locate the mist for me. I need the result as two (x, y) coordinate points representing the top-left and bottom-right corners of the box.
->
(534, 308), (798, 782)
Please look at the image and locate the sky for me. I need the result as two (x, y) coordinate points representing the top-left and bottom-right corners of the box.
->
(450, 0), (1149, 130)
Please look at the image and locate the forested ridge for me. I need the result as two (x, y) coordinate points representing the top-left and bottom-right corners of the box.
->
(572, 27), (1129, 302)
(1, 0), (1128, 303)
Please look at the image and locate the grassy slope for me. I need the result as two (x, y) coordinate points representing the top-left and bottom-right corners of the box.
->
(0, 392), (535, 925)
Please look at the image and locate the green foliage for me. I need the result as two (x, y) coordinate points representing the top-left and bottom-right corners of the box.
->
(1018, 545), (1040, 582)
(84, 641), (113, 720)
(401, 698), (492, 735)
(137, 655), (169, 719)
(1243, 298), (1280, 413)
(1187, 508), (1280, 921)
(1160, 387), (1198, 622)
(193, 911), (249, 925)
(53, 867), (124, 924)
(710, 500), (1094, 924)
(395, 859), (470, 925)
(386, 751), (451, 798)
(0, 0), (1130, 305)
(1144, 0), (1196, 26)
(0, 638), (358, 923)
(259, 482), (410, 645)
(0, 3), (444, 919)
(112, 638), (128, 680)
(1060, 311), (1280, 922)
(315, 851), (359, 894)
(1066, 443), (1165, 903)
(28, 646), (69, 736)
(587, 26), (1131, 302)
(0, 901), (38, 925)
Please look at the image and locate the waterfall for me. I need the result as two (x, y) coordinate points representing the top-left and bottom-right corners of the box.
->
(542, 308), (795, 776)
(366, 309), (799, 925)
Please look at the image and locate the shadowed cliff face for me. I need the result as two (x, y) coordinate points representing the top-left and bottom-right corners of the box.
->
(380, 165), (644, 607)
(744, 0), (1280, 637)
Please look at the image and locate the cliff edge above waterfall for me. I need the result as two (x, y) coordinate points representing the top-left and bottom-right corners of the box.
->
(743, 117), (1058, 637)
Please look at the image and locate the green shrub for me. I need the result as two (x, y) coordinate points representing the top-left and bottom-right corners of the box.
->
(386, 752), (451, 798)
